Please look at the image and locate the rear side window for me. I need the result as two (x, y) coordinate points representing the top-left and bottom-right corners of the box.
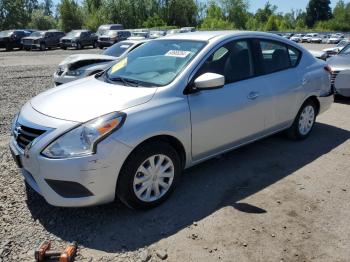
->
(259, 40), (290, 74)
(288, 46), (301, 66)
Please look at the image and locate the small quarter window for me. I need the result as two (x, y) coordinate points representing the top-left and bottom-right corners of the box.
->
(288, 46), (301, 67)
(259, 40), (290, 74)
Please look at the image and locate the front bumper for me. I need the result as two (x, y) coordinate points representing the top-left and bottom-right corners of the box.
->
(60, 42), (77, 48)
(23, 43), (41, 49)
(10, 103), (133, 207)
(98, 40), (115, 47)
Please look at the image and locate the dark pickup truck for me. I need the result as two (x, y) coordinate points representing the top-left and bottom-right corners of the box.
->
(60, 30), (98, 49)
(22, 30), (65, 51)
(0, 30), (33, 51)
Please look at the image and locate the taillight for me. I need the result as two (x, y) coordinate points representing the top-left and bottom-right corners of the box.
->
(324, 65), (332, 74)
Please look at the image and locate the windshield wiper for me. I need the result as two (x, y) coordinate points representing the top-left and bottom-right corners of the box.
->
(108, 76), (139, 87)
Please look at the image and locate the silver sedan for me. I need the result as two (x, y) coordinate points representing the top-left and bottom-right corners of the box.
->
(327, 43), (350, 97)
(10, 31), (333, 209)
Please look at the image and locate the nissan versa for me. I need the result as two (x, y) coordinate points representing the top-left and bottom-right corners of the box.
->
(10, 31), (333, 209)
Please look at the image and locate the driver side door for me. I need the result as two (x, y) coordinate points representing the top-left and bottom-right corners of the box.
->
(188, 39), (274, 161)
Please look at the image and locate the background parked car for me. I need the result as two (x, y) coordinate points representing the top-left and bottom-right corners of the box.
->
(128, 31), (150, 40)
(290, 33), (305, 42)
(323, 39), (350, 56)
(302, 33), (317, 43)
(98, 30), (131, 48)
(22, 30), (65, 51)
(327, 43), (350, 97)
(328, 34), (344, 44)
(97, 24), (124, 36)
(0, 30), (33, 51)
(310, 34), (323, 43)
(60, 30), (97, 50)
(53, 39), (148, 85)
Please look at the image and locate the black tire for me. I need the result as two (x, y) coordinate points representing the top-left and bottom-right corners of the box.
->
(286, 100), (317, 140)
(40, 43), (46, 51)
(5, 44), (13, 51)
(93, 41), (98, 48)
(61, 46), (67, 50)
(24, 47), (30, 51)
(98, 45), (103, 49)
(117, 141), (181, 209)
(76, 42), (82, 50)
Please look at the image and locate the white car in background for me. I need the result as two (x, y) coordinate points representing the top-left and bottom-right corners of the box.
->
(310, 34), (323, 43)
(53, 39), (148, 85)
(290, 34), (305, 43)
(328, 34), (344, 44)
(323, 39), (350, 56)
(301, 33), (316, 43)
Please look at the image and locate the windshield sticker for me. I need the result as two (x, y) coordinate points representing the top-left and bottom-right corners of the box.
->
(120, 45), (130, 49)
(165, 50), (191, 58)
(111, 57), (127, 73)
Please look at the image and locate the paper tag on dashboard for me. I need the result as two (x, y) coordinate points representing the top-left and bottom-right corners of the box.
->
(111, 57), (127, 73)
(165, 50), (191, 58)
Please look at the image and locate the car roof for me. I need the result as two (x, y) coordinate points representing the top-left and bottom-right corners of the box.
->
(120, 39), (150, 44)
(161, 30), (294, 42)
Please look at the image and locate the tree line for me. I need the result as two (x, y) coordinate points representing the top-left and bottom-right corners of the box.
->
(1, 0), (350, 32)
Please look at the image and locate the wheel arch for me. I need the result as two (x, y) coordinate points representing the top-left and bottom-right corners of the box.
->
(302, 95), (320, 115)
(125, 135), (187, 169)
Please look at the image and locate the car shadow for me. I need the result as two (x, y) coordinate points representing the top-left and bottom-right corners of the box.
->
(26, 122), (350, 252)
(334, 95), (350, 105)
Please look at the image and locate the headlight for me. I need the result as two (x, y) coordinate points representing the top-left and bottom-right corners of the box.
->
(42, 112), (126, 159)
(66, 69), (84, 76)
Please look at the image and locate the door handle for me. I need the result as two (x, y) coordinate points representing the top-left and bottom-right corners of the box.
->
(247, 91), (259, 100)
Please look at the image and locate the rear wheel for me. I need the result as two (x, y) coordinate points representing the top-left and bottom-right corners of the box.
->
(286, 100), (317, 140)
(93, 41), (98, 48)
(76, 42), (82, 50)
(40, 43), (46, 51)
(117, 141), (181, 209)
(5, 44), (12, 51)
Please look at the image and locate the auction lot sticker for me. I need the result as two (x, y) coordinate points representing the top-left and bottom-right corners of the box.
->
(165, 50), (191, 58)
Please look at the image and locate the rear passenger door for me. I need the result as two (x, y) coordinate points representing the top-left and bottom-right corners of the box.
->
(255, 39), (302, 129)
(188, 39), (274, 161)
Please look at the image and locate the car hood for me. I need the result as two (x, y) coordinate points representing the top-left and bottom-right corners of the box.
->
(309, 50), (326, 58)
(30, 76), (157, 122)
(327, 55), (350, 70)
(22, 36), (41, 40)
(59, 54), (117, 67)
(323, 46), (340, 52)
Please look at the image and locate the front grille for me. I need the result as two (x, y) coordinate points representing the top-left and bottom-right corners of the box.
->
(99, 37), (109, 41)
(15, 125), (46, 150)
(62, 39), (71, 43)
(331, 70), (340, 90)
(23, 39), (33, 45)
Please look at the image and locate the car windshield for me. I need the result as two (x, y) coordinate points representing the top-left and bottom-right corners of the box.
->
(103, 41), (134, 57)
(30, 31), (44, 37)
(108, 30), (118, 37)
(105, 40), (206, 87)
(0, 30), (13, 37)
(339, 44), (350, 55)
(66, 31), (81, 38)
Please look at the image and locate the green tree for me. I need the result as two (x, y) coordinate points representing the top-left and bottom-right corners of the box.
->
(305, 0), (332, 28)
(28, 8), (57, 29)
(221, 0), (249, 29)
(255, 1), (277, 25)
(0, 0), (38, 29)
(58, 0), (83, 32)
(165, 0), (198, 27)
(142, 14), (166, 28)
(200, 1), (233, 30)
(264, 15), (279, 31)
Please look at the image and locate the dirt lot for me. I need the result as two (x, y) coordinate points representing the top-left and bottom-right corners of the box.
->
(0, 44), (350, 262)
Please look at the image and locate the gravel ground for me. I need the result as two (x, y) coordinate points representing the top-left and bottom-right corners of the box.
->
(0, 44), (350, 262)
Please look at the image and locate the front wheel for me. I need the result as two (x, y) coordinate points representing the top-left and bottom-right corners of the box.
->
(40, 43), (46, 51)
(117, 141), (181, 209)
(286, 100), (317, 140)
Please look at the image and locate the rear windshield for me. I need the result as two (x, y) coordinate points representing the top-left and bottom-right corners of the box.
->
(103, 41), (134, 57)
(66, 31), (81, 38)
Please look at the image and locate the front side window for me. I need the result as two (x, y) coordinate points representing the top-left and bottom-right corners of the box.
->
(259, 40), (291, 74)
(196, 40), (254, 84)
(105, 40), (206, 86)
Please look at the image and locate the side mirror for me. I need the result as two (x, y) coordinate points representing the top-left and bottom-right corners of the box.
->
(194, 73), (225, 90)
